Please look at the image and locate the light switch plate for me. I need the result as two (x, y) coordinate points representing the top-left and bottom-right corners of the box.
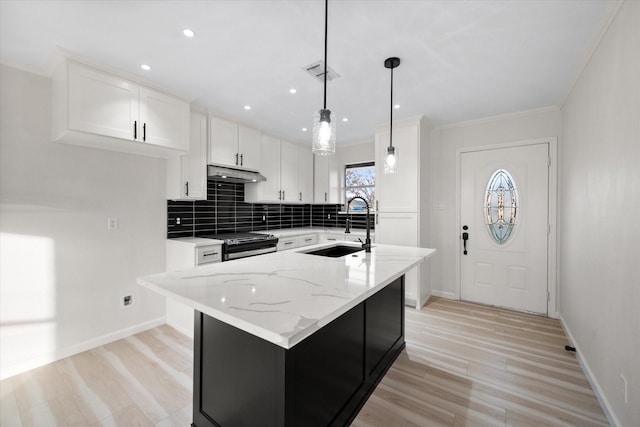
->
(107, 216), (118, 231)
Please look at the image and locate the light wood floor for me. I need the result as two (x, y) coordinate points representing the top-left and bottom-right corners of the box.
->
(1, 298), (608, 427)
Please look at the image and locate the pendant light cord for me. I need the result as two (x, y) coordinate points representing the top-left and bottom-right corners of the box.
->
(323, 0), (328, 109)
(389, 64), (394, 149)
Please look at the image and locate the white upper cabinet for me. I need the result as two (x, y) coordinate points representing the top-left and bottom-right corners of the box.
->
(238, 125), (261, 171)
(166, 111), (208, 200)
(67, 63), (139, 140)
(298, 148), (314, 203)
(245, 136), (311, 203)
(209, 117), (261, 171)
(53, 60), (189, 157)
(248, 133), (281, 201)
(280, 140), (299, 202)
(139, 86), (189, 150)
(314, 154), (340, 203)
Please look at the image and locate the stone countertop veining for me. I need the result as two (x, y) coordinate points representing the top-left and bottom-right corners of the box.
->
(138, 241), (434, 349)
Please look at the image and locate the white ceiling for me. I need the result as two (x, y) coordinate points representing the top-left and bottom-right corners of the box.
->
(0, 0), (611, 145)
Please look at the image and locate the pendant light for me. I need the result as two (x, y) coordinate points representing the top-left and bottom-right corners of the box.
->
(312, 0), (336, 155)
(384, 57), (400, 174)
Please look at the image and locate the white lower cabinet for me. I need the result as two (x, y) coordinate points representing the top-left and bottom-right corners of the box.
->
(277, 236), (299, 251)
(322, 233), (345, 242)
(166, 240), (222, 336)
(297, 234), (318, 247)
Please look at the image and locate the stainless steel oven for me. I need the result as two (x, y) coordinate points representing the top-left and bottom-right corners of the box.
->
(200, 232), (278, 261)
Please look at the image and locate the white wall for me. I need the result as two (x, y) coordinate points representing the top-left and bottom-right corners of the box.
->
(430, 108), (562, 299)
(559, 1), (640, 426)
(336, 140), (375, 203)
(0, 65), (166, 379)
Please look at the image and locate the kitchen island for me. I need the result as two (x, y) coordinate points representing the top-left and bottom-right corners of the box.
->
(137, 242), (435, 427)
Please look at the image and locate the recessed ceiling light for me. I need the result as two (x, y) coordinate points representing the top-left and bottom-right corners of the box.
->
(140, 64), (152, 71)
(342, 117), (349, 122)
(183, 29), (195, 38)
(289, 88), (297, 94)
(244, 105), (251, 110)
(302, 128), (308, 132)
(394, 104), (400, 109)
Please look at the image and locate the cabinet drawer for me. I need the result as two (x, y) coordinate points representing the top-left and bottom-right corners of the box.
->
(197, 245), (222, 264)
(297, 234), (318, 247)
(277, 238), (299, 251)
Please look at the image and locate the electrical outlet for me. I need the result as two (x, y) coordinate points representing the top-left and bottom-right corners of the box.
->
(176, 217), (181, 225)
(107, 216), (118, 231)
(621, 374), (628, 404)
(123, 295), (133, 307)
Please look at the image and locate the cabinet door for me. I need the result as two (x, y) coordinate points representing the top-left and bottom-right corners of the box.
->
(68, 62), (139, 141)
(238, 126), (261, 171)
(376, 212), (419, 305)
(298, 146), (314, 203)
(182, 112), (208, 199)
(280, 140), (299, 202)
(166, 112), (207, 200)
(248, 133), (281, 202)
(277, 237), (299, 251)
(139, 86), (189, 151)
(314, 155), (330, 203)
(314, 155), (341, 203)
(375, 125), (418, 212)
(209, 117), (239, 167)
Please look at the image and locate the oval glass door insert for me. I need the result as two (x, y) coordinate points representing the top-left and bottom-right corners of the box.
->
(484, 169), (519, 244)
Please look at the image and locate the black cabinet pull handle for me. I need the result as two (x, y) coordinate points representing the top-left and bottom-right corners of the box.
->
(235, 153), (239, 165)
(240, 154), (243, 166)
(299, 192), (302, 201)
(133, 121), (137, 140)
(185, 182), (189, 196)
(462, 225), (469, 255)
(143, 123), (146, 141)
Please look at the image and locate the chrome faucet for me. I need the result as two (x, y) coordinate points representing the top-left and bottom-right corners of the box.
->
(347, 196), (372, 252)
(344, 218), (351, 233)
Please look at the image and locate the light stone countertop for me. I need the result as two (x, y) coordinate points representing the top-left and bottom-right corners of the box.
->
(166, 237), (225, 247)
(268, 227), (373, 238)
(138, 241), (434, 349)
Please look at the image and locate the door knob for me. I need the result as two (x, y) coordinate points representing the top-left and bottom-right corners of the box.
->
(462, 225), (469, 255)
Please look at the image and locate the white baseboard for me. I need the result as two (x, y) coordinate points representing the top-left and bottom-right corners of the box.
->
(1, 316), (165, 380)
(430, 290), (457, 300)
(559, 315), (621, 427)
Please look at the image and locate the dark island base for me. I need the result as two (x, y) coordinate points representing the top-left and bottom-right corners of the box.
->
(192, 276), (405, 427)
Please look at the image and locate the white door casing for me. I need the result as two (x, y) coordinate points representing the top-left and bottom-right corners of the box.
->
(460, 142), (550, 314)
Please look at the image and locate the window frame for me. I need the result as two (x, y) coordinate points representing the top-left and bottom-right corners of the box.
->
(344, 161), (375, 213)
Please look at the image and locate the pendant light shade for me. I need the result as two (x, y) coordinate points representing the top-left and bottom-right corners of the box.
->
(312, 0), (336, 155)
(313, 108), (336, 155)
(384, 57), (400, 174)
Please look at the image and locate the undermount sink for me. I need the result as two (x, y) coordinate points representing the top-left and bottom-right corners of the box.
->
(301, 244), (364, 258)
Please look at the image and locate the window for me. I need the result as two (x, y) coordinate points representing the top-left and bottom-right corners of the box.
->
(484, 168), (519, 244)
(345, 162), (375, 212)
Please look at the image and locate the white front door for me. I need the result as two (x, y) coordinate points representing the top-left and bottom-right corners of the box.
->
(460, 143), (549, 314)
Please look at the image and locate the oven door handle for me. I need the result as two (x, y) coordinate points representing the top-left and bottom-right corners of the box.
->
(225, 246), (277, 261)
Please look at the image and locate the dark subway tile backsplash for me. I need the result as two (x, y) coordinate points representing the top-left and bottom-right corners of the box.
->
(168, 182), (370, 238)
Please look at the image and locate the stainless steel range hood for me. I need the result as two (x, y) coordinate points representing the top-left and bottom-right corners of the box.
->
(207, 165), (266, 183)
